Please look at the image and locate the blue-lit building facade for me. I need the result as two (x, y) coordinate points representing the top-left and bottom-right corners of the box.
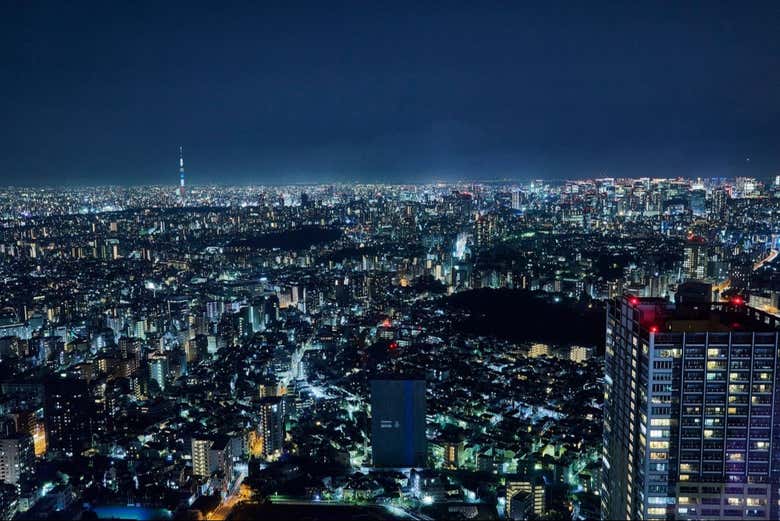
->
(370, 379), (427, 468)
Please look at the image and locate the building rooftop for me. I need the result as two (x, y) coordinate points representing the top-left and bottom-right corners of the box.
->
(621, 294), (780, 336)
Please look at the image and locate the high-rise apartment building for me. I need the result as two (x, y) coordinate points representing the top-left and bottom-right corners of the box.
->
(511, 190), (522, 211)
(191, 438), (212, 477)
(683, 239), (708, 281)
(529, 343), (550, 358)
(44, 376), (92, 457)
(148, 352), (168, 392)
(191, 436), (232, 481)
(506, 476), (546, 520)
(603, 290), (780, 520)
(186, 334), (209, 364)
(259, 396), (284, 459)
(0, 419), (34, 489)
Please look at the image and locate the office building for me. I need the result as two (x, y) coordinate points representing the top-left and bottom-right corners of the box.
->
(690, 189), (706, 217)
(370, 379), (427, 468)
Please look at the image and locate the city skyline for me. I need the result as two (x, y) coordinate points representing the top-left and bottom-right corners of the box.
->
(2, 173), (780, 520)
(0, 170), (775, 190)
(4, 3), (780, 521)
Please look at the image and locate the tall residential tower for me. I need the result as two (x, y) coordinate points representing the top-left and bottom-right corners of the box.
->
(603, 288), (780, 520)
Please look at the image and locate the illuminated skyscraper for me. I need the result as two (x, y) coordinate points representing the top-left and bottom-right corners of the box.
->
(603, 291), (780, 520)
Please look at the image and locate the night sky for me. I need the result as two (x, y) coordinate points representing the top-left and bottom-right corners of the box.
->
(2, 1), (779, 186)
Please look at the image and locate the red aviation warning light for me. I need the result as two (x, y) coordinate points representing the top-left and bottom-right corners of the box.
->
(730, 296), (744, 306)
(649, 325), (659, 334)
(628, 296), (639, 306)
